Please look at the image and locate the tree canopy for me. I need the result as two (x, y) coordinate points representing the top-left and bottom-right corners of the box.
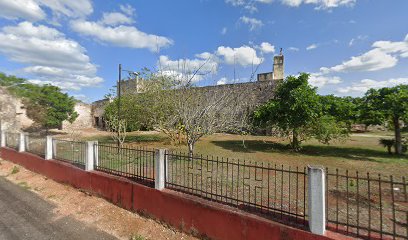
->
(360, 85), (408, 154)
(254, 73), (349, 150)
(0, 73), (78, 130)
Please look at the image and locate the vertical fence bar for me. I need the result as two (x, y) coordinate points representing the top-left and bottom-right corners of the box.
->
(308, 166), (326, 235)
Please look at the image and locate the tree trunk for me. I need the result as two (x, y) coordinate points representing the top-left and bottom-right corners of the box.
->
(292, 130), (299, 151)
(387, 145), (392, 154)
(393, 116), (402, 155)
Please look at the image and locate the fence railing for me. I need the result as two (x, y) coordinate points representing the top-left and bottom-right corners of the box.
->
(165, 151), (308, 228)
(96, 144), (155, 186)
(1, 130), (407, 239)
(52, 139), (87, 168)
(25, 134), (46, 157)
(5, 132), (19, 150)
(326, 169), (408, 239)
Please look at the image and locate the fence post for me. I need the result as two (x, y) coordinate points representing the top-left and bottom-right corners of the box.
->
(155, 149), (166, 190)
(308, 166), (326, 235)
(45, 136), (53, 160)
(0, 127), (5, 148)
(85, 141), (97, 171)
(18, 132), (25, 152)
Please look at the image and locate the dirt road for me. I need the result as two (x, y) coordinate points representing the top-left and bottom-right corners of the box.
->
(0, 176), (117, 240)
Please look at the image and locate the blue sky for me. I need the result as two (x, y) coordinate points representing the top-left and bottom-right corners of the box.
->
(0, 0), (407, 102)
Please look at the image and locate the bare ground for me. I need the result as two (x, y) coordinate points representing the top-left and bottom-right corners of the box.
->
(0, 158), (197, 240)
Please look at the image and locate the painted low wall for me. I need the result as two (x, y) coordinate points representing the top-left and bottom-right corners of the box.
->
(0, 147), (349, 240)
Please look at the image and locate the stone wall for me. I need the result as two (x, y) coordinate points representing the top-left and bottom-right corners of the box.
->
(0, 88), (33, 130)
(62, 102), (93, 130)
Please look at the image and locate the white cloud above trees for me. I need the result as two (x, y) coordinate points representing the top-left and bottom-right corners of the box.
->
(337, 78), (408, 94)
(70, 16), (173, 52)
(0, 22), (102, 90)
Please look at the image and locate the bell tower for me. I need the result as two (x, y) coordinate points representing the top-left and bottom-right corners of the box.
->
(272, 48), (284, 80)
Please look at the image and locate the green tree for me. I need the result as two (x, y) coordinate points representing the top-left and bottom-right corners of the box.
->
(27, 85), (78, 131)
(319, 95), (358, 128)
(254, 73), (348, 150)
(361, 85), (408, 154)
(0, 73), (78, 131)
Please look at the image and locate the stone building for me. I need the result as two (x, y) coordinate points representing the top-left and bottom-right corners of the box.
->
(91, 52), (285, 128)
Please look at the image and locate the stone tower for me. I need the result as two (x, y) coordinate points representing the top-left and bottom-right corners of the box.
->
(272, 49), (284, 81)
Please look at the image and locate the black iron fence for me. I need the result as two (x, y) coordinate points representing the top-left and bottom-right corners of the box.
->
(96, 144), (155, 186)
(1, 134), (407, 239)
(25, 135), (46, 157)
(5, 132), (19, 150)
(52, 139), (87, 168)
(165, 151), (308, 228)
(326, 169), (408, 239)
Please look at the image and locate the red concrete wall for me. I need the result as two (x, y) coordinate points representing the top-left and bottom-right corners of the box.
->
(0, 147), (349, 240)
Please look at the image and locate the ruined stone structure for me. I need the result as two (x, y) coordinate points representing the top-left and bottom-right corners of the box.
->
(0, 87), (33, 130)
(61, 102), (93, 130)
(91, 52), (285, 127)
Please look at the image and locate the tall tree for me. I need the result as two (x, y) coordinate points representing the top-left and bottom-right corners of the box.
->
(361, 85), (408, 154)
(254, 73), (348, 150)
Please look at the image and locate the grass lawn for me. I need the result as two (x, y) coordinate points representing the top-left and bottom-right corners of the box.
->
(83, 131), (408, 178)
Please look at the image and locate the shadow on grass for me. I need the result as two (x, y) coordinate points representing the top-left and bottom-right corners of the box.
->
(211, 140), (408, 163)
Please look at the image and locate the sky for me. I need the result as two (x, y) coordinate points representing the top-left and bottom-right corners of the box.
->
(0, 0), (407, 103)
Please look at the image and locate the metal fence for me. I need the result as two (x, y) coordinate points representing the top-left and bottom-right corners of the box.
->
(96, 144), (155, 186)
(25, 135), (46, 157)
(2, 134), (407, 239)
(165, 151), (308, 228)
(52, 139), (87, 168)
(326, 169), (408, 239)
(5, 132), (19, 150)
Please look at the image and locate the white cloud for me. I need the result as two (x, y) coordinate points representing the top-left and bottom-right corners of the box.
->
(288, 47), (300, 52)
(309, 73), (342, 88)
(280, 0), (356, 9)
(349, 35), (367, 46)
(221, 27), (227, 35)
(119, 4), (135, 16)
(217, 77), (228, 85)
(321, 34), (408, 73)
(337, 78), (408, 94)
(306, 44), (318, 50)
(239, 16), (263, 31)
(259, 42), (275, 54)
(158, 54), (219, 83)
(330, 49), (397, 72)
(226, 0), (356, 10)
(70, 20), (173, 52)
(0, 0), (93, 21)
(216, 45), (263, 66)
(0, 22), (102, 90)
(0, 0), (45, 21)
(99, 12), (134, 26)
(37, 0), (93, 18)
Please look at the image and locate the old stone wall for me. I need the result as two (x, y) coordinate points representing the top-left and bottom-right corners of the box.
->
(62, 102), (93, 130)
(0, 88), (33, 130)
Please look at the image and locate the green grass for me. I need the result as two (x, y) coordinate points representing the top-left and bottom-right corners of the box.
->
(83, 131), (408, 178)
(129, 234), (146, 240)
(18, 181), (31, 190)
(11, 166), (20, 175)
